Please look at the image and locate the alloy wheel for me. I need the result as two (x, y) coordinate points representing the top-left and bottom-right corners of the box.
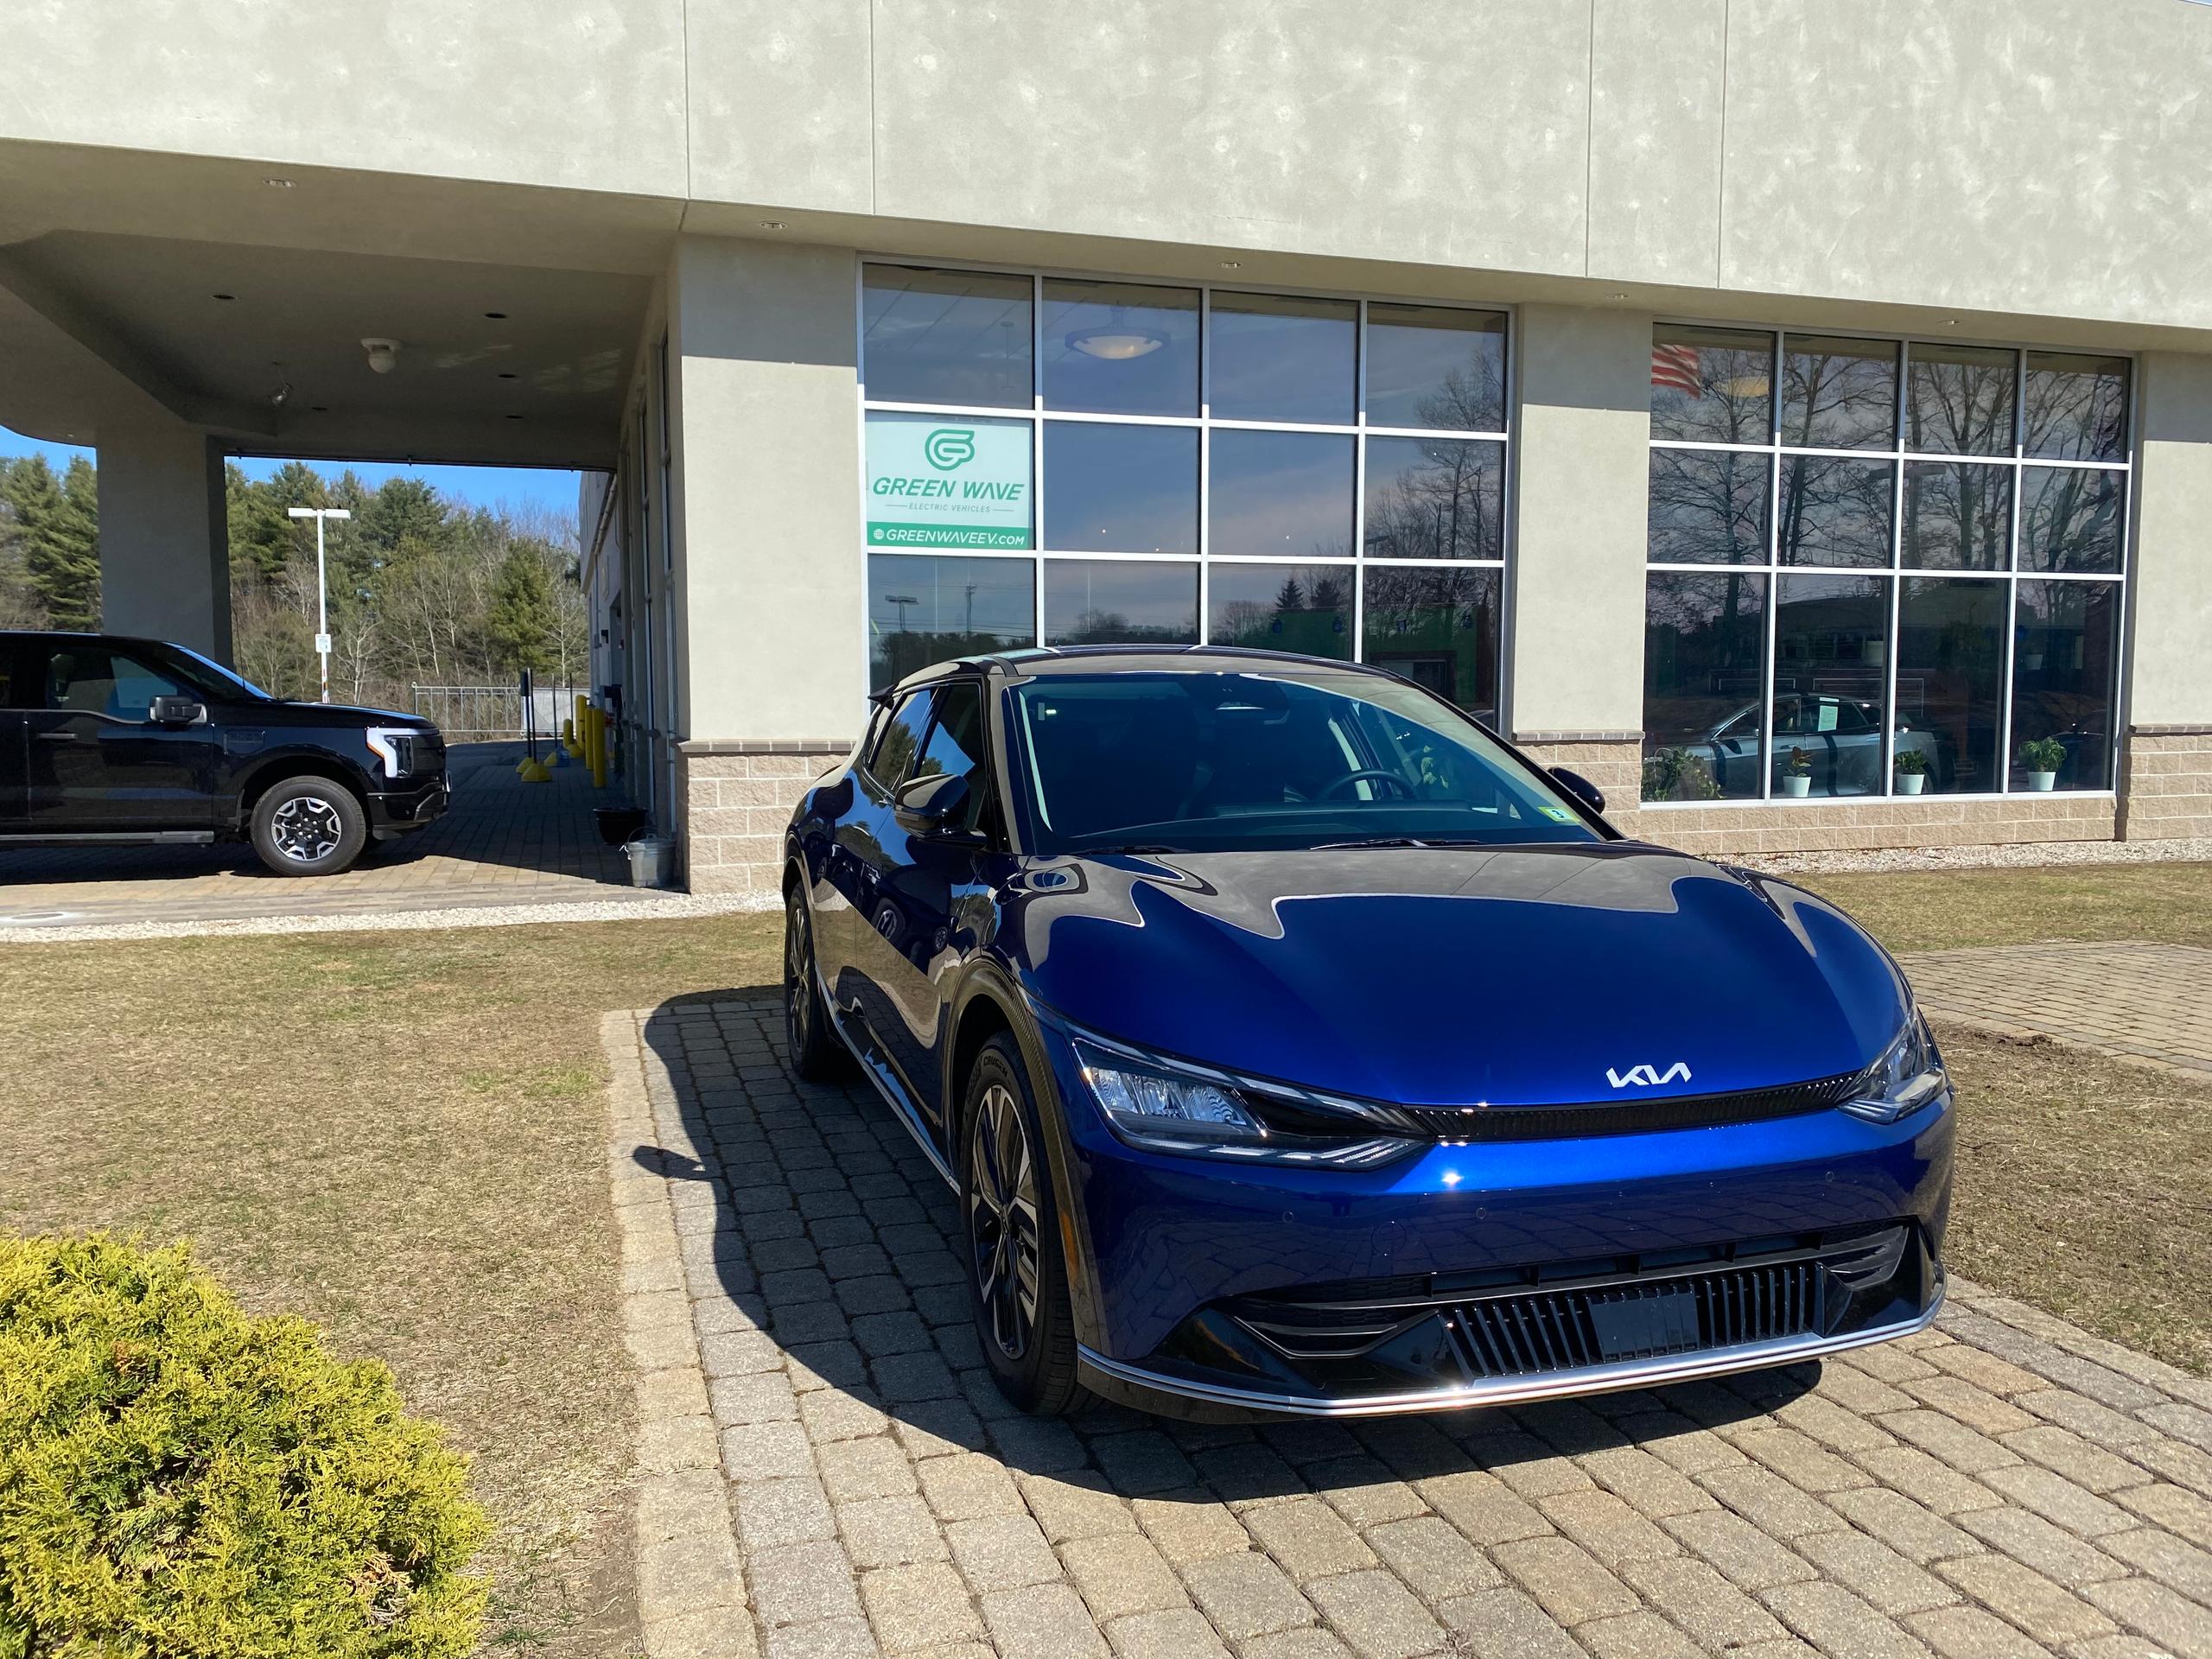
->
(968, 1081), (1042, 1360)
(785, 899), (813, 1054)
(270, 795), (342, 862)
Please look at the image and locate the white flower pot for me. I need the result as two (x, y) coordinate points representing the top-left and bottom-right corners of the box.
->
(1782, 774), (1811, 798)
(1897, 772), (1926, 796)
(2028, 771), (2057, 792)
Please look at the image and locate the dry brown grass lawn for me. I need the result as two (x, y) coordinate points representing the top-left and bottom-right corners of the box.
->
(0, 912), (783, 1657)
(1796, 860), (2212, 953)
(1935, 1021), (2212, 1376)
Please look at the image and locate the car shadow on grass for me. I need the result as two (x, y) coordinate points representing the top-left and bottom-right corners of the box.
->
(637, 992), (1816, 1510)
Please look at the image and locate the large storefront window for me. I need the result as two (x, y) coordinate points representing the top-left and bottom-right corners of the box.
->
(861, 264), (1509, 717)
(1643, 325), (2128, 803)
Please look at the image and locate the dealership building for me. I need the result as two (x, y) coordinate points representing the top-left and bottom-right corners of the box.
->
(3, 3), (2209, 894)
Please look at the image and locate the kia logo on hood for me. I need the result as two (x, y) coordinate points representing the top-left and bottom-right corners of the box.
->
(1607, 1062), (1693, 1089)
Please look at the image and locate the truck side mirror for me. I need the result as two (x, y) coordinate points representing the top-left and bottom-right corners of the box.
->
(149, 696), (207, 726)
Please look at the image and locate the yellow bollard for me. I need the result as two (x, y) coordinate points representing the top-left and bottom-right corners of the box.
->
(588, 704), (608, 789)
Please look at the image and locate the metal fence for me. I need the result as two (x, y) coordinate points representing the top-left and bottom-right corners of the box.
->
(410, 684), (581, 741)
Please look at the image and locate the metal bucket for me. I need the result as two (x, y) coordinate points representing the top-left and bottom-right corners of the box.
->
(624, 836), (677, 889)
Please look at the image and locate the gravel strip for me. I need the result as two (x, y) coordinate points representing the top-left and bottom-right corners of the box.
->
(1730, 835), (2212, 877)
(0, 888), (778, 944)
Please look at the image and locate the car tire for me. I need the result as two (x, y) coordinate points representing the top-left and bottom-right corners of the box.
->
(963, 1033), (1081, 1416)
(249, 776), (368, 876)
(785, 887), (852, 1082)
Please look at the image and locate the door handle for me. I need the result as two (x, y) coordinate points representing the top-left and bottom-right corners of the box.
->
(34, 731), (79, 743)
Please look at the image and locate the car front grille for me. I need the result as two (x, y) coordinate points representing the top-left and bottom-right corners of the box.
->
(1390, 1069), (1869, 1142)
(1228, 1226), (1912, 1374)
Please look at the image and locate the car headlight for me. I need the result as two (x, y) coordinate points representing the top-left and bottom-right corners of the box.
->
(1071, 1035), (1412, 1166)
(1840, 1011), (1948, 1123)
(365, 727), (418, 780)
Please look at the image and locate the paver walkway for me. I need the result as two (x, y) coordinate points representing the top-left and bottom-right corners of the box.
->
(604, 993), (2212, 1659)
(1904, 943), (2212, 1076)
(0, 741), (640, 927)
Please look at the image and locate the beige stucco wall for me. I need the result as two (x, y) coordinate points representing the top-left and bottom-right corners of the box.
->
(10, 3), (2212, 334)
(1506, 305), (1651, 740)
(95, 417), (230, 660)
(2130, 352), (2212, 731)
(667, 236), (866, 747)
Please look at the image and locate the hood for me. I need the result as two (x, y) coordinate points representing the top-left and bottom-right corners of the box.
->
(250, 700), (429, 729)
(1010, 842), (1909, 1107)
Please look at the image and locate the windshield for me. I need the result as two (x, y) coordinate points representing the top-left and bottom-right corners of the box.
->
(148, 641), (272, 702)
(1007, 669), (1603, 854)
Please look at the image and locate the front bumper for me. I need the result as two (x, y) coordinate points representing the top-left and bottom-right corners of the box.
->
(1030, 1021), (1953, 1418)
(369, 776), (449, 834)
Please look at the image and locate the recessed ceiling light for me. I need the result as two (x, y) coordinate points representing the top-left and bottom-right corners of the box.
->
(484, 310), (508, 320)
(1219, 260), (1242, 270)
(758, 220), (786, 231)
(311, 405), (328, 413)
(213, 292), (236, 302)
(505, 413), (524, 421)
(498, 372), (518, 380)
(1610, 292), (1629, 301)
(264, 176), (293, 188)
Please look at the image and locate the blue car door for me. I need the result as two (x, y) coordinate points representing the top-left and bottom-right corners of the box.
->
(868, 679), (995, 1128)
(824, 688), (934, 1075)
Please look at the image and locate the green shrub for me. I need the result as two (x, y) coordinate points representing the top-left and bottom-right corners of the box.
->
(0, 1235), (487, 1658)
(2019, 735), (2068, 774)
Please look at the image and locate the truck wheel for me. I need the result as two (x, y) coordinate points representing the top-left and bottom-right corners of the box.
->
(251, 777), (368, 876)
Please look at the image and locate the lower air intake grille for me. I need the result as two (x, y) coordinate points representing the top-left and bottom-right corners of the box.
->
(1449, 1259), (1825, 1377)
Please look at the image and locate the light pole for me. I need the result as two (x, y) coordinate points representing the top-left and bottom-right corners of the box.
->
(287, 505), (353, 702)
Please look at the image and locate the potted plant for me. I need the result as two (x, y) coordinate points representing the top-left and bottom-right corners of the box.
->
(2019, 735), (2066, 791)
(1641, 746), (1722, 804)
(1781, 746), (1812, 798)
(1893, 747), (1929, 796)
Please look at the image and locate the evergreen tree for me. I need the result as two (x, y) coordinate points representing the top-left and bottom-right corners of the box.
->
(11, 454), (102, 628)
(361, 477), (449, 558)
(1273, 575), (1306, 612)
(486, 543), (558, 675)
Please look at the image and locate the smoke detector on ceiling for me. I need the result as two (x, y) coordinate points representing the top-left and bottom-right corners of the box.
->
(362, 337), (401, 375)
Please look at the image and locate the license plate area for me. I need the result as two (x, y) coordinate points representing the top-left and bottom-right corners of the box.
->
(1586, 1285), (1702, 1360)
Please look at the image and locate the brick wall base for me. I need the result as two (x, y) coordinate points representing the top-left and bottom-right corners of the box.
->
(677, 739), (854, 899)
(1515, 735), (2121, 857)
(2119, 727), (2212, 842)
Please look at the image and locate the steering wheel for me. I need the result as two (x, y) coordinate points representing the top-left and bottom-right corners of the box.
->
(1319, 768), (1417, 800)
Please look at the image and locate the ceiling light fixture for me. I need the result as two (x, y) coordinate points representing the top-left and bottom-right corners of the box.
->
(362, 337), (401, 375)
(269, 382), (292, 407)
(213, 292), (236, 302)
(759, 220), (787, 231)
(483, 310), (508, 320)
(498, 371), (518, 379)
(1066, 307), (1168, 360)
(1218, 260), (1242, 270)
(264, 176), (293, 188)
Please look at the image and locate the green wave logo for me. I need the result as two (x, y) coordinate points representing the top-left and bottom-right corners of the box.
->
(924, 428), (976, 471)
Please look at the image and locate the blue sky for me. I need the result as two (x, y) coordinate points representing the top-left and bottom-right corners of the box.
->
(1, 425), (584, 524)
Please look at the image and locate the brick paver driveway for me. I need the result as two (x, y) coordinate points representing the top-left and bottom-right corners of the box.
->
(606, 997), (2212, 1659)
(0, 741), (635, 927)
(1904, 943), (2212, 1076)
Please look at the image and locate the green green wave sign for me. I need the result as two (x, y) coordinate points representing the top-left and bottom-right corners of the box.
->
(866, 413), (1032, 550)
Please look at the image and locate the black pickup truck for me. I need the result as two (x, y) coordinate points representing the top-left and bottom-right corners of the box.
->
(0, 630), (448, 876)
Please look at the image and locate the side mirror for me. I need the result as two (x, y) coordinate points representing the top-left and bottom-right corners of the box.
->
(892, 769), (976, 838)
(149, 696), (207, 727)
(1548, 766), (1605, 816)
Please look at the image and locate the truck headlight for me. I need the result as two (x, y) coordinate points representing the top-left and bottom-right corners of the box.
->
(1841, 1011), (1948, 1124)
(365, 727), (418, 780)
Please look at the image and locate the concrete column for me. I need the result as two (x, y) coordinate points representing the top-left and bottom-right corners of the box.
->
(1504, 305), (1653, 810)
(666, 235), (865, 895)
(2119, 350), (2212, 841)
(95, 419), (231, 662)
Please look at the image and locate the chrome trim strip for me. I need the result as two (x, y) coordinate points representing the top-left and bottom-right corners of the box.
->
(818, 965), (960, 1190)
(1077, 1282), (1945, 1418)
